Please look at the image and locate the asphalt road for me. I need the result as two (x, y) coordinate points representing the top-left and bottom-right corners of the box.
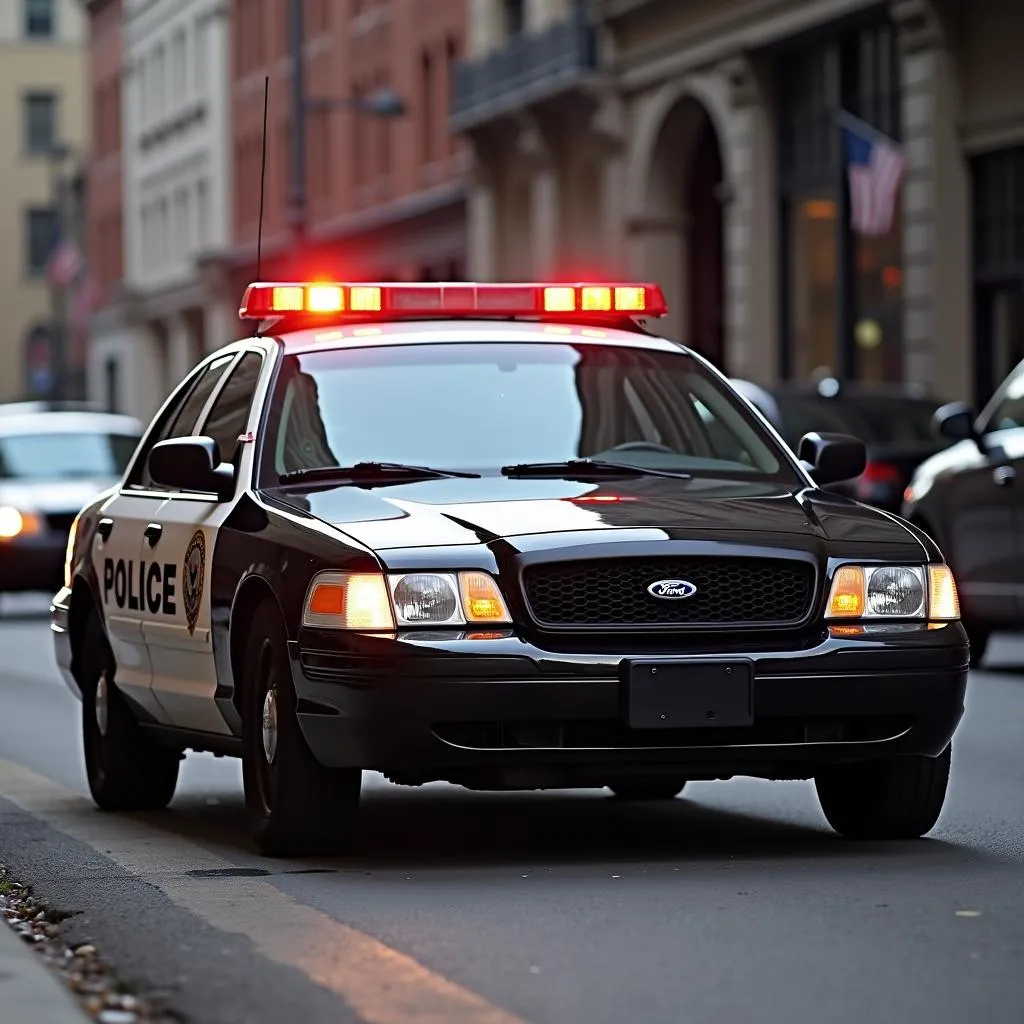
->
(1, 592), (1023, 1024)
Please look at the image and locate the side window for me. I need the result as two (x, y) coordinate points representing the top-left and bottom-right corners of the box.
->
(196, 352), (264, 467)
(123, 354), (235, 490)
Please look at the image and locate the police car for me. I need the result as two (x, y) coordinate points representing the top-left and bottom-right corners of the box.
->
(51, 280), (969, 856)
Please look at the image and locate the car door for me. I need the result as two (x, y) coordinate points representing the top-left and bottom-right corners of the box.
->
(141, 350), (266, 736)
(943, 365), (1024, 624)
(95, 353), (238, 720)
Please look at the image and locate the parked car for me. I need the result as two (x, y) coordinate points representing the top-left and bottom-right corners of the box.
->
(903, 359), (1024, 667)
(0, 409), (144, 595)
(732, 379), (950, 512)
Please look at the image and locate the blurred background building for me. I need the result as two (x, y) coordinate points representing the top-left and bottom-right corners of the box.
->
(0, 0), (88, 403)
(65, 0), (1024, 418)
(455, 0), (1024, 407)
(86, 0), (232, 421)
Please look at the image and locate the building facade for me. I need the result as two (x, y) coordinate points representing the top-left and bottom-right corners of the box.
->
(0, 0), (88, 402)
(217, 0), (468, 299)
(84, 0), (123, 411)
(456, 0), (1024, 407)
(86, 0), (232, 421)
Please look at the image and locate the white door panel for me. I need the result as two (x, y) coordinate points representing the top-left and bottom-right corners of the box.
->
(141, 496), (235, 735)
(89, 492), (166, 721)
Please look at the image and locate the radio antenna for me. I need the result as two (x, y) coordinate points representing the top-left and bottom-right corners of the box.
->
(255, 74), (270, 282)
(252, 74), (270, 337)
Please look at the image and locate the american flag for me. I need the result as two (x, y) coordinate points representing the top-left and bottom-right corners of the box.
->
(842, 118), (906, 237)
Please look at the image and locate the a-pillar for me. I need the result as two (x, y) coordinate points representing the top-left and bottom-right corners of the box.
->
(892, 0), (971, 399)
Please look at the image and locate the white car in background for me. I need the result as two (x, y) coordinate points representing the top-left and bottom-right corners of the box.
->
(0, 406), (143, 595)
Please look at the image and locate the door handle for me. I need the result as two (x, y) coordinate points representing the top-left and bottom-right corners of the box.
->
(144, 523), (163, 546)
(97, 518), (114, 542)
(993, 465), (1016, 487)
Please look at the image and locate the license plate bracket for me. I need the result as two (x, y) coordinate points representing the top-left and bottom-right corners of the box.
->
(626, 659), (753, 729)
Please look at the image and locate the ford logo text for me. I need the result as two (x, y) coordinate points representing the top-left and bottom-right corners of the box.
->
(646, 579), (697, 600)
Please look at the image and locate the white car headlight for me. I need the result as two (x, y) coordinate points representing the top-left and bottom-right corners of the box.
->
(825, 564), (959, 621)
(301, 570), (512, 630)
(0, 505), (43, 540)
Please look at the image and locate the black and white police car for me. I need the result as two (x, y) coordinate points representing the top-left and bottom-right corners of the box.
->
(52, 280), (969, 856)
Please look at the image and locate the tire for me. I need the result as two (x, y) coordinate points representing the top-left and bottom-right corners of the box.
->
(608, 776), (688, 801)
(815, 745), (951, 840)
(241, 600), (362, 857)
(965, 624), (990, 669)
(80, 612), (180, 812)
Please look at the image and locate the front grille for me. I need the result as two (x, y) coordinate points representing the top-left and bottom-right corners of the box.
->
(521, 557), (815, 628)
(44, 512), (77, 536)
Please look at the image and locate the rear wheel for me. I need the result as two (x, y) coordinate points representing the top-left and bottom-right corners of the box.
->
(815, 745), (951, 840)
(608, 776), (688, 801)
(241, 600), (362, 857)
(80, 613), (180, 811)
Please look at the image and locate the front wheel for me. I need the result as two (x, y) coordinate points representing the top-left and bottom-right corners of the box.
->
(241, 600), (362, 857)
(80, 613), (180, 811)
(608, 776), (688, 801)
(815, 745), (951, 840)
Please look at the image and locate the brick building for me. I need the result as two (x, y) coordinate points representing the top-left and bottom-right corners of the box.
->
(83, 0), (123, 409)
(214, 0), (469, 302)
(456, 0), (1024, 408)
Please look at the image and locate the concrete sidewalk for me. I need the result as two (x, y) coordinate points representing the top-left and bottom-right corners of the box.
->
(0, 918), (86, 1023)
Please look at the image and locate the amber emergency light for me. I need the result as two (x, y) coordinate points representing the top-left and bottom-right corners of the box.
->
(238, 282), (668, 321)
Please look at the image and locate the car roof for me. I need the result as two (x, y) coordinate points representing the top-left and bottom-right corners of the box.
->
(0, 410), (145, 437)
(266, 318), (690, 357)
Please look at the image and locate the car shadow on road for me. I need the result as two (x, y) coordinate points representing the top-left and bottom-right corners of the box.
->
(144, 780), (994, 875)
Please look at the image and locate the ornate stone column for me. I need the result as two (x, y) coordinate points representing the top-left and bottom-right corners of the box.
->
(891, 0), (971, 399)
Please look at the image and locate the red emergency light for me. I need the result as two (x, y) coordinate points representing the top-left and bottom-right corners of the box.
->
(238, 281), (668, 322)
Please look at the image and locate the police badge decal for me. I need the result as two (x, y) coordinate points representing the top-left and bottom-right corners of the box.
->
(183, 529), (206, 635)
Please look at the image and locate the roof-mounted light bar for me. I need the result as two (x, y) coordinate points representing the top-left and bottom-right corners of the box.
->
(238, 282), (668, 322)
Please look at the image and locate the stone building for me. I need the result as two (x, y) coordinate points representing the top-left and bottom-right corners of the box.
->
(454, 0), (1024, 406)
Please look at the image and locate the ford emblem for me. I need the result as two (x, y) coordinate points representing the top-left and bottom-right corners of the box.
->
(647, 579), (697, 600)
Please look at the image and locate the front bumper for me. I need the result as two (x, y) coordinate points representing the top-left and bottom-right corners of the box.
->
(0, 535), (65, 593)
(289, 623), (969, 785)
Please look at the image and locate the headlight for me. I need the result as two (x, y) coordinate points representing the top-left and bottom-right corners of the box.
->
(0, 506), (42, 540)
(826, 564), (959, 621)
(301, 570), (512, 630)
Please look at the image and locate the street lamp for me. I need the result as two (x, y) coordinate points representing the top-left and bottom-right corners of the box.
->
(288, 0), (406, 248)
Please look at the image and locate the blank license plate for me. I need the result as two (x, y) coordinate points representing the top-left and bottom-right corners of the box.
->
(626, 660), (753, 729)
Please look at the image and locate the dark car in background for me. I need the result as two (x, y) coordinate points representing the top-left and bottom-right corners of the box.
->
(732, 379), (951, 513)
(903, 358), (1024, 667)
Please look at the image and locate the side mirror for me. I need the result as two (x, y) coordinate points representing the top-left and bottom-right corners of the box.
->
(148, 436), (235, 500)
(797, 431), (867, 486)
(933, 401), (977, 442)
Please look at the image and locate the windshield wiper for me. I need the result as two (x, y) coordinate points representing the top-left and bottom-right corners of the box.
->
(279, 462), (481, 486)
(501, 459), (692, 480)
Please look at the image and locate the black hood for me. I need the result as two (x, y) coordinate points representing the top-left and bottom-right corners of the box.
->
(266, 474), (923, 559)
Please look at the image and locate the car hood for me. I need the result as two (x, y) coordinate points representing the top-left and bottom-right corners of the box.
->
(269, 475), (920, 555)
(0, 477), (117, 514)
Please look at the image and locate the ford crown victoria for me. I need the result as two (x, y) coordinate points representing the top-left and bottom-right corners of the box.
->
(51, 281), (968, 856)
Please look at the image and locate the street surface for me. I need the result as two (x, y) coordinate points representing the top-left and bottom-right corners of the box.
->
(1, 592), (1022, 1024)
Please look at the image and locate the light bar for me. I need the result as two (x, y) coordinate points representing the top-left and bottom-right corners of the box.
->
(238, 282), (668, 321)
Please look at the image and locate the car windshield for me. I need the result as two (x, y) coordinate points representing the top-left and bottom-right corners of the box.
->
(0, 431), (139, 481)
(261, 342), (797, 484)
(773, 395), (940, 447)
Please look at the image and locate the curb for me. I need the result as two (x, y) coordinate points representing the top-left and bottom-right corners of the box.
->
(0, 916), (88, 1024)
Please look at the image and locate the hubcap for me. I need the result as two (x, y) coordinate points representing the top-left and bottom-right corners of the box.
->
(95, 672), (109, 736)
(261, 688), (278, 764)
